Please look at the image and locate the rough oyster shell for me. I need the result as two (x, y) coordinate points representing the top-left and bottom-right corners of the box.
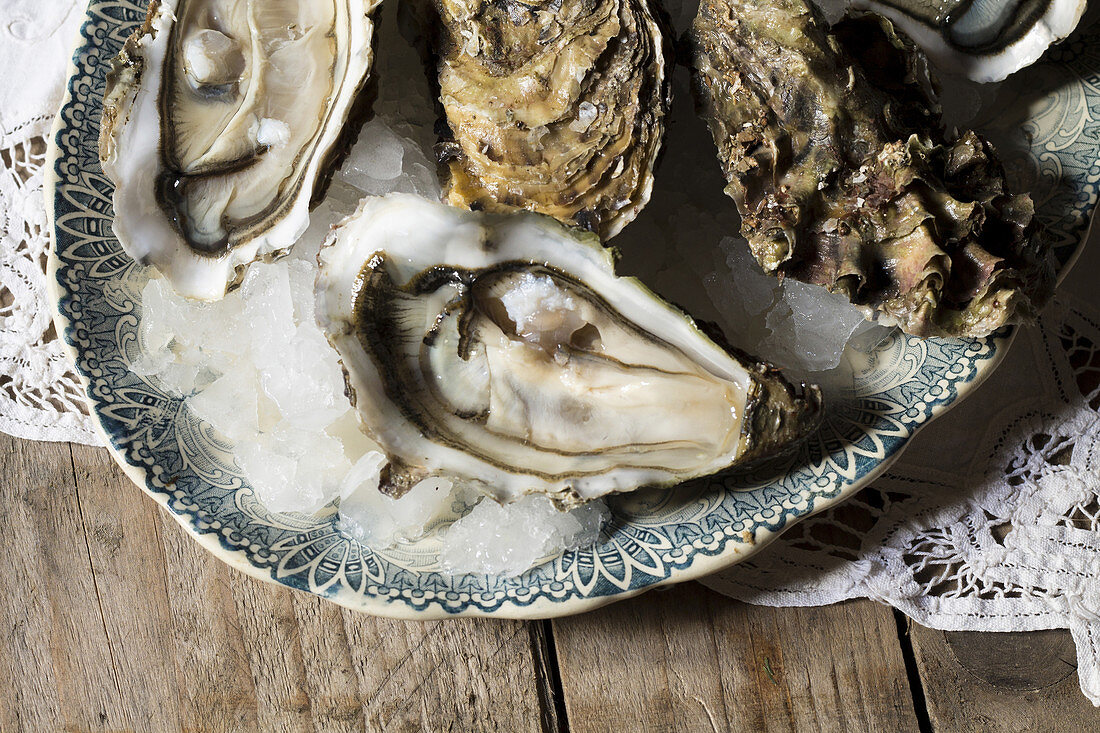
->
(316, 194), (822, 506)
(99, 0), (380, 300)
(691, 0), (1056, 338)
(425, 0), (671, 240)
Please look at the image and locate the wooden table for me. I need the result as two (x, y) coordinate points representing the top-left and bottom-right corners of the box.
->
(3, 434), (1099, 732)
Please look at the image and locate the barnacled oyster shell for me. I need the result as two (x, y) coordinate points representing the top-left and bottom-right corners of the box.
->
(691, 0), (1056, 338)
(316, 194), (822, 506)
(425, 0), (671, 239)
(100, 0), (380, 300)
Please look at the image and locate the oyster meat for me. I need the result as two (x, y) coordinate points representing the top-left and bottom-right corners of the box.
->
(100, 0), (380, 300)
(691, 0), (1056, 338)
(840, 0), (1087, 82)
(426, 0), (671, 239)
(316, 194), (822, 506)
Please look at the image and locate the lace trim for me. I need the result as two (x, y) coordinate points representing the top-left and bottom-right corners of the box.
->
(0, 130), (101, 445)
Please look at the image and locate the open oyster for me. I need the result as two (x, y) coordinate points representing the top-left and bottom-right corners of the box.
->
(100, 0), (379, 300)
(425, 0), (671, 239)
(316, 194), (822, 506)
(691, 0), (1056, 338)
(841, 0), (1087, 82)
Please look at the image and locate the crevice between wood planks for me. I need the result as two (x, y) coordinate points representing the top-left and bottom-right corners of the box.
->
(529, 620), (570, 733)
(894, 609), (933, 733)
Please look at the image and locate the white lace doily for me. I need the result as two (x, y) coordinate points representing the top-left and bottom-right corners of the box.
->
(4, 0), (1099, 705)
(0, 0), (97, 444)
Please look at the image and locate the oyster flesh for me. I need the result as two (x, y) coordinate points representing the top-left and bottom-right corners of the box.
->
(100, 0), (379, 300)
(691, 0), (1056, 338)
(840, 0), (1087, 82)
(316, 194), (822, 506)
(426, 0), (671, 239)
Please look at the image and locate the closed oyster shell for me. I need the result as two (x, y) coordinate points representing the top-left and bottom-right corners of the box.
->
(690, 0), (1056, 338)
(425, 0), (671, 240)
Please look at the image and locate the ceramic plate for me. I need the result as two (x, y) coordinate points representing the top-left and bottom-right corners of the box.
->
(47, 1), (1100, 618)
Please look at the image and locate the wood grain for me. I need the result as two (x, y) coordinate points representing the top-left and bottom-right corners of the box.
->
(340, 610), (544, 732)
(908, 623), (1100, 732)
(552, 582), (920, 733)
(70, 443), (185, 731)
(6, 435), (1100, 731)
(0, 435), (68, 732)
(0, 437), (548, 731)
(292, 593), (370, 732)
(0, 436), (129, 731)
(157, 515), (263, 732)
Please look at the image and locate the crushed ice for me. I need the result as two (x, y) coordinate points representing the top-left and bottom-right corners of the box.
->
(442, 495), (611, 577)
(133, 0), (893, 576)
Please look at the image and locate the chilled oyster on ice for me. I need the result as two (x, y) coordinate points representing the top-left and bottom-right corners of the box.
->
(316, 195), (822, 506)
(424, 0), (671, 239)
(691, 0), (1056, 338)
(837, 0), (1087, 82)
(100, 0), (380, 300)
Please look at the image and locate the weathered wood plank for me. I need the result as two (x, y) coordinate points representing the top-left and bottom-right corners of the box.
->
(0, 435), (66, 732)
(0, 436), (129, 731)
(70, 443), (185, 732)
(530, 620), (568, 733)
(552, 582), (920, 733)
(157, 514), (263, 732)
(909, 623), (1100, 732)
(340, 610), (546, 733)
(227, 572), (317, 732)
(292, 593), (370, 733)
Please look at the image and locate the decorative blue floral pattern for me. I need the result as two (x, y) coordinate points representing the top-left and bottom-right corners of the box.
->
(48, 1), (1100, 618)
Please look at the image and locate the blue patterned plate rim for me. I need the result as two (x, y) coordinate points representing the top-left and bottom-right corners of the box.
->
(44, 0), (1099, 618)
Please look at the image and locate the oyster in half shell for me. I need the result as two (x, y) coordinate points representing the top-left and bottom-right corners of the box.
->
(316, 195), (822, 506)
(691, 0), (1056, 338)
(100, 0), (380, 300)
(426, 0), (671, 239)
(841, 0), (1087, 82)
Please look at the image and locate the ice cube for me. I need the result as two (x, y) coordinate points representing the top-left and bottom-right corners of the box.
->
(441, 495), (609, 577)
(130, 348), (172, 377)
(192, 291), (248, 361)
(345, 119), (405, 182)
(237, 440), (299, 511)
(188, 372), (260, 442)
(338, 450), (387, 500)
(140, 277), (182, 351)
(339, 475), (455, 548)
(256, 330), (346, 431)
(716, 237), (780, 317)
(243, 262), (296, 357)
(763, 279), (868, 372)
(287, 259), (318, 326)
(157, 360), (214, 397)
